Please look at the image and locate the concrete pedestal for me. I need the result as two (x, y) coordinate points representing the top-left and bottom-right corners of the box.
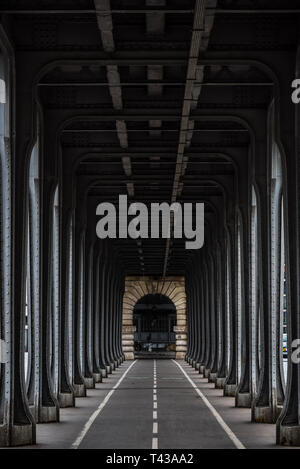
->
(59, 392), (75, 408)
(73, 383), (86, 397)
(278, 425), (300, 446)
(39, 405), (59, 423)
(236, 392), (252, 408)
(0, 424), (35, 447)
(93, 373), (102, 383)
(208, 372), (217, 383)
(101, 368), (107, 378)
(84, 377), (95, 389)
(215, 377), (226, 389)
(204, 368), (211, 379)
(199, 365), (205, 374)
(223, 383), (236, 397)
(252, 405), (282, 423)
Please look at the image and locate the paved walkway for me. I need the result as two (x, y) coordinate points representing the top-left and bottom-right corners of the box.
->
(21, 359), (288, 449)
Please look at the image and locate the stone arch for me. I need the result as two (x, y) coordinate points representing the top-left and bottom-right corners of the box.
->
(122, 276), (186, 360)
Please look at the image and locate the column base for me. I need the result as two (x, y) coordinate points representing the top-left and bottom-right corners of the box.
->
(199, 365), (205, 374)
(0, 423), (36, 447)
(93, 373), (102, 383)
(208, 372), (217, 383)
(223, 383), (236, 397)
(252, 405), (282, 423)
(73, 383), (86, 397)
(236, 392), (252, 408)
(278, 424), (300, 446)
(84, 377), (95, 389)
(204, 368), (211, 378)
(192, 360), (196, 368)
(195, 362), (200, 370)
(100, 368), (107, 378)
(215, 377), (226, 389)
(59, 392), (75, 408)
(106, 365), (112, 374)
(39, 405), (59, 423)
(114, 360), (119, 368)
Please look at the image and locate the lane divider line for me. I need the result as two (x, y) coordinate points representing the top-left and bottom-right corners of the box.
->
(172, 360), (246, 450)
(152, 359), (158, 450)
(71, 360), (137, 449)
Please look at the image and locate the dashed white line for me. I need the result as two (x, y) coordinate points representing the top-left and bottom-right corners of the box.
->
(71, 360), (137, 449)
(152, 437), (158, 449)
(152, 359), (158, 450)
(172, 360), (246, 450)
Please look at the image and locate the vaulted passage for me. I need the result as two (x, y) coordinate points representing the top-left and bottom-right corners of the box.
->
(0, 0), (300, 449)
(133, 294), (177, 358)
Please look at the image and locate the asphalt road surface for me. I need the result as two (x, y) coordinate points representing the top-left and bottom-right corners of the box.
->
(20, 358), (290, 449)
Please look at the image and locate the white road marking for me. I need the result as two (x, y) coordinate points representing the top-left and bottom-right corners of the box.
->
(152, 360), (159, 449)
(172, 360), (246, 450)
(71, 360), (137, 449)
(152, 437), (158, 449)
